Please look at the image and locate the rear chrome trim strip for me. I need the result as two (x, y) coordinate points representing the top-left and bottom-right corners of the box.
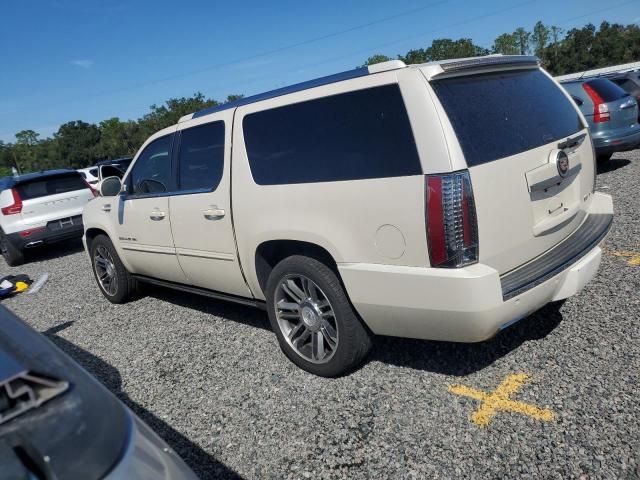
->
(191, 67), (370, 119)
(500, 213), (613, 300)
(176, 248), (235, 261)
(121, 244), (175, 255)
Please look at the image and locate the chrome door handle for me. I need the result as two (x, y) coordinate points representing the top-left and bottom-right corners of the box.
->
(101, 204), (111, 212)
(149, 211), (166, 221)
(203, 207), (225, 220)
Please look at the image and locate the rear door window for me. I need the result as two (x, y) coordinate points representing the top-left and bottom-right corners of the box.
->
(177, 121), (225, 191)
(585, 79), (628, 102)
(243, 84), (421, 185)
(16, 174), (87, 200)
(432, 69), (583, 167)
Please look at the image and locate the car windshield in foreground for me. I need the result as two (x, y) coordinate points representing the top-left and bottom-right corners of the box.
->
(431, 69), (582, 167)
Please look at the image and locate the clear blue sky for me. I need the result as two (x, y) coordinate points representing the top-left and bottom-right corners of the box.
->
(0, 0), (637, 142)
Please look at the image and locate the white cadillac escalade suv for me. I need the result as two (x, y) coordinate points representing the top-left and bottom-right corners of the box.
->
(83, 55), (614, 377)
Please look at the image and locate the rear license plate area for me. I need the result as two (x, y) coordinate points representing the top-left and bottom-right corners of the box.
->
(47, 215), (82, 232)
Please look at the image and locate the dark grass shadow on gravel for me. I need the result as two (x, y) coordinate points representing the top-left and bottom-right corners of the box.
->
(597, 158), (631, 174)
(145, 286), (271, 332)
(22, 238), (85, 264)
(42, 321), (243, 480)
(369, 301), (564, 376)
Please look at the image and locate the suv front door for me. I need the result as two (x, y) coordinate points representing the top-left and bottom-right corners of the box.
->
(116, 130), (187, 284)
(169, 113), (251, 297)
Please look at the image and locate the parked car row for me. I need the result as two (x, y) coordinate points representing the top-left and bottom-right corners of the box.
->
(1, 55), (622, 378)
(0, 54), (622, 480)
(80, 55), (614, 377)
(77, 157), (132, 191)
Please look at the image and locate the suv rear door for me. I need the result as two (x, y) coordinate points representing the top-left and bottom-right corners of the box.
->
(426, 65), (595, 275)
(168, 111), (251, 297)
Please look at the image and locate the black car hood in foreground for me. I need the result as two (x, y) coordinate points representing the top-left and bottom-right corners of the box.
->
(0, 305), (129, 480)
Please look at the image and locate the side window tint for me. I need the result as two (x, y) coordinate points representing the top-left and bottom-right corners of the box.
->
(129, 135), (173, 195)
(243, 84), (421, 185)
(178, 121), (225, 191)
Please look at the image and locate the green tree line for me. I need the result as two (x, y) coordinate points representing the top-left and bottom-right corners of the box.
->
(2, 20), (638, 176)
(364, 20), (640, 71)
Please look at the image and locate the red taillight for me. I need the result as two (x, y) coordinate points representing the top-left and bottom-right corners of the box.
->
(582, 83), (610, 123)
(19, 227), (46, 238)
(426, 171), (478, 268)
(426, 176), (446, 266)
(1, 188), (23, 216)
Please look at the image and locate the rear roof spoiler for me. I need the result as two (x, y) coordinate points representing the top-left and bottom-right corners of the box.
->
(423, 55), (540, 81)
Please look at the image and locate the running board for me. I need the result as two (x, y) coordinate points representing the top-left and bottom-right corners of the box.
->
(132, 275), (266, 310)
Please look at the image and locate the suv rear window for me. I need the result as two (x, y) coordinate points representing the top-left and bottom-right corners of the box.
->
(584, 78), (628, 102)
(243, 84), (421, 185)
(16, 173), (87, 200)
(432, 69), (582, 167)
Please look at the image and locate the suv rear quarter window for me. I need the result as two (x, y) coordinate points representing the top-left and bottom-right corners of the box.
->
(432, 69), (583, 167)
(243, 84), (421, 185)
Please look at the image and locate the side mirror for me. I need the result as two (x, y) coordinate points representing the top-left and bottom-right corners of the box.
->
(100, 176), (122, 197)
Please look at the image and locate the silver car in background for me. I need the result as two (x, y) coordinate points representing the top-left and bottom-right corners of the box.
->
(561, 78), (640, 162)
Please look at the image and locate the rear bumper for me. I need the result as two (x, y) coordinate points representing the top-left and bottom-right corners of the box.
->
(5, 223), (84, 250)
(339, 192), (613, 343)
(593, 128), (640, 155)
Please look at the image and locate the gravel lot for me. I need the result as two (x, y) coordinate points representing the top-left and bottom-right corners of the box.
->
(2, 150), (639, 479)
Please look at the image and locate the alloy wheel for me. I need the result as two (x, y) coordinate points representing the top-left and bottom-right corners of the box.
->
(94, 245), (118, 296)
(274, 274), (339, 364)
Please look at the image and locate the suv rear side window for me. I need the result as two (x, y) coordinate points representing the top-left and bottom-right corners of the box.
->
(177, 121), (225, 191)
(243, 84), (421, 185)
(16, 174), (87, 200)
(432, 69), (582, 167)
(585, 78), (628, 102)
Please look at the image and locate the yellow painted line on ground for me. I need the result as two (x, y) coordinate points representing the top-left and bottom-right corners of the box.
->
(448, 373), (555, 427)
(608, 250), (640, 266)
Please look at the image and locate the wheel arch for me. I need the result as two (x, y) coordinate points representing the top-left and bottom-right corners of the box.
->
(84, 226), (135, 273)
(254, 239), (340, 298)
(84, 227), (108, 250)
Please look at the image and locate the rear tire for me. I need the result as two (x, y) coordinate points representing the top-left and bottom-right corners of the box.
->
(90, 234), (137, 303)
(266, 255), (372, 377)
(597, 153), (612, 163)
(0, 229), (24, 267)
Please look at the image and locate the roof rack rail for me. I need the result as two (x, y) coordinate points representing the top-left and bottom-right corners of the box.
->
(183, 61), (407, 121)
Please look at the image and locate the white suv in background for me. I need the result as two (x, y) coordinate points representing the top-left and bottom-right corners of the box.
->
(0, 169), (96, 266)
(83, 55), (613, 377)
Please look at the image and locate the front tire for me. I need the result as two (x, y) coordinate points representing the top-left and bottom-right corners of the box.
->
(266, 255), (372, 377)
(597, 153), (612, 163)
(0, 229), (24, 267)
(90, 234), (137, 303)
